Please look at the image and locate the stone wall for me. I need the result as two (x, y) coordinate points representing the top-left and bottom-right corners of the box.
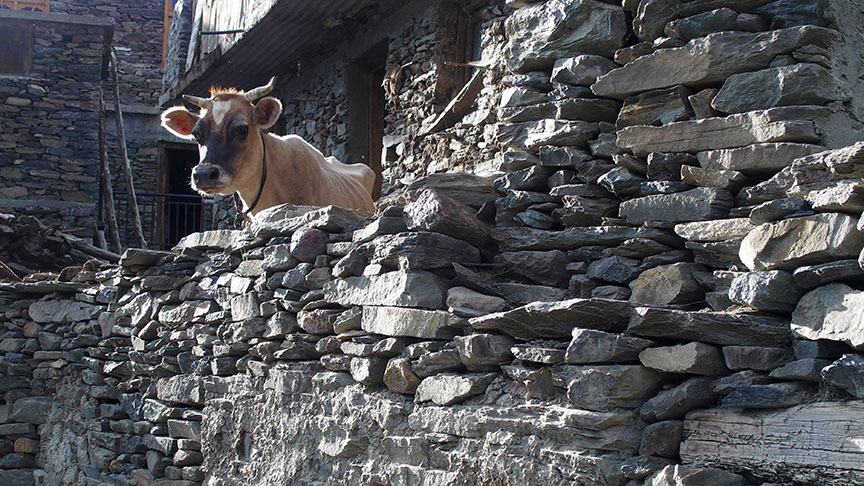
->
(2, 0), (864, 485)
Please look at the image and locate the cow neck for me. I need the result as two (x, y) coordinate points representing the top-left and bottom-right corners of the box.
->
(242, 129), (269, 215)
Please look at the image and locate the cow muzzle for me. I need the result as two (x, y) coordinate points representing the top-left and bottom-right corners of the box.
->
(191, 165), (225, 192)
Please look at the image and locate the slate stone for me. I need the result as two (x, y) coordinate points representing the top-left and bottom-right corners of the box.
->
(502, 72), (553, 91)
(497, 282), (567, 305)
(629, 263), (706, 307)
(586, 256), (640, 284)
(646, 152), (696, 181)
(261, 244), (299, 272)
(680, 165), (748, 192)
(500, 86), (548, 108)
(454, 334), (516, 372)
(155, 376), (205, 406)
(403, 189), (491, 247)
(687, 88), (721, 119)
(791, 283), (864, 349)
(640, 420), (683, 459)
(29, 299), (100, 324)
(496, 119), (600, 151)
(510, 344), (565, 365)
(415, 373), (497, 406)
(494, 250), (571, 287)
(539, 146), (593, 168)
(721, 381), (816, 408)
(739, 213), (864, 271)
(349, 357), (387, 387)
(713, 64), (846, 114)
(753, 0), (828, 29)
(728, 270), (803, 313)
(748, 197), (812, 224)
(384, 358), (421, 395)
(665, 8), (739, 41)
(503, 0), (627, 72)
(804, 179), (864, 213)
(289, 228), (329, 263)
(173, 229), (254, 252)
(792, 339), (851, 360)
(551, 55), (619, 86)
(620, 188), (733, 224)
(594, 26), (835, 98)
(9, 397), (52, 425)
(323, 270), (446, 309)
(617, 106), (822, 157)
(640, 376), (720, 422)
(621, 455), (677, 481)
(412, 349), (463, 378)
(560, 364), (667, 411)
(639, 342), (728, 375)
(591, 285), (631, 300)
(645, 464), (746, 486)
(470, 298), (633, 339)
(821, 354), (864, 398)
(362, 306), (465, 339)
(769, 358), (832, 381)
(370, 232), (481, 270)
(616, 86), (691, 129)
(566, 328), (654, 364)
(445, 287), (507, 318)
(629, 307), (790, 346)
(252, 204), (368, 238)
(722, 346), (790, 371)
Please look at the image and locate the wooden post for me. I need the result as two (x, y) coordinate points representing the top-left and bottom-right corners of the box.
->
(98, 86), (122, 254)
(110, 48), (148, 249)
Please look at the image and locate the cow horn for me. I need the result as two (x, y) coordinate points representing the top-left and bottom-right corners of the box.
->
(245, 76), (276, 102)
(182, 94), (209, 108)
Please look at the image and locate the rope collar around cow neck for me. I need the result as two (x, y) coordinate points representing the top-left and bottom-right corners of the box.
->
(241, 129), (269, 216)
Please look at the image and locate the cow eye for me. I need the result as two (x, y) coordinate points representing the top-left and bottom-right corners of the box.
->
(192, 128), (204, 144)
(233, 125), (249, 139)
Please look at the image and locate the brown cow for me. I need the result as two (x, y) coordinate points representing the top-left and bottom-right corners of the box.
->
(160, 78), (376, 217)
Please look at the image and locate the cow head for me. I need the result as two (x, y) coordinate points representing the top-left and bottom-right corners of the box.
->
(160, 77), (282, 196)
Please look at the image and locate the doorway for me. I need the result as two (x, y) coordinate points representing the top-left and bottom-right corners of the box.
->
(157, 143), (206, 249)
(346, 40), (387, 199)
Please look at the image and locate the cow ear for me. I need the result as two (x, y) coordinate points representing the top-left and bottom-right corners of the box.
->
(253, 97), (282, 130)
(161, 107), (199, 139)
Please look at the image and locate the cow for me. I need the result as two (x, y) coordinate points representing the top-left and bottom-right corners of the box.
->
(160, 77), (376, 217)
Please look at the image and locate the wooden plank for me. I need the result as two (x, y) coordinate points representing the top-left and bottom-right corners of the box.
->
(681, 401), (864, 484)
(98, 87), (122, 254)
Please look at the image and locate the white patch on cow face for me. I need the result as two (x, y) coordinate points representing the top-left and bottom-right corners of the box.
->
(210, 101), (232, 125)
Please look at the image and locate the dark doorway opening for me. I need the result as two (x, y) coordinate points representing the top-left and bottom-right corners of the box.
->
(346, 40), (388, 199)
(156, 143), (207, 249)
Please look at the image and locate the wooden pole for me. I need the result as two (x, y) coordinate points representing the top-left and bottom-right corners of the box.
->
(110, 48), (148, 249)
(98, 86), (122, 254)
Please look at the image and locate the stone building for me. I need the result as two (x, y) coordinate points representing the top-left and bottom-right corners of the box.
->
(0, 0), (180, 252)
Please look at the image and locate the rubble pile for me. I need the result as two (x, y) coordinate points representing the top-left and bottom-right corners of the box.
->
(1, 0), (864, 485)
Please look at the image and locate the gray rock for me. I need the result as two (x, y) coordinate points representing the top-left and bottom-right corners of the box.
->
(349, 357), (387, 387)
(261, 243), (300, 272)
(629, 263), (707, 307)
(352, 216), (408, 244)
(229, 293), (261, 322)
(566, 328), (654, 364)
(500, 86), (548, 108)
(29, 299), (100, 324)
(687, 88), (721, 119)
(502, 72), (553, 91)
(665, 8), (739, 41)
(560, 364), (666, 411)
(470, 298), (633, 339)
(821, 354), (864, 398)
(384, 358), (421, 395)
(792, 339), (851, 360)
(492, 225), (680, 252)
(646, 152), (696, 181)
(749, 197), (812, 224)
(413, 349), (463, 377)
(804, 179), (864, 213)
(252, 204), (368, 238)
(640, 420), (683, 459)
(173, 229), (254, 252)
(495, 250), (570, 287)
(770, 358), (832, 381)
(362, 306), (465, 339)
(639, 342), (728, 375)
(753, 0), (828, 29)
(622, 455), (677, 481)
(496, 119), (600, 151)
(9, 397), (52, 425)
(728, 270), (803, 313)
(594, 26), (834, 98)
(617, 106), (822, 158)
(415, 373), (497, 406)
(680, 165), (748, 192)
(323, 270), (446, 309)
(722, 346), (790, 371)
(403, 189), (491, 247)
(645, 464), (746, 486)
(629, 307), (790, 346)
(445, 287), (506, 317)
(586, 256), (641, 284)
(370, 232), (481, 270)
(591, 285), (631, 300)
(540, 146), (593, 168)
(698, 143), (824, 175)
(721, 381), (816, 408)
(454, 334), (516, 371)
(0, 470), (34, 486)
(557, 99), (620, 124)
(551, 55), (619, 86)
(155, 376), (205, 406)
(620, 187), (733, 224)
(740, 213), (864, 271)
(510, 344), (565, 365)
(503, 0), (627, 72)
(640, 377), (720, 422)
(617, 86), (691, 129)
(497, 282), (567, 305)
(713, 64), (846, 114)
(290, 228), (329, 263)
(791, 283), (864, 349)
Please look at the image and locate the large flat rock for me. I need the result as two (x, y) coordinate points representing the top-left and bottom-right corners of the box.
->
(492, 226), (680, 252)
(791, 283), (864, 349)
(617, 107), (823, 157)
(739, 213), (864, 271)
(362, 306), (466, 339)
(469, 298), (633, 339)
(593, 26), (835, 99)
(697, 143), (824, 175)
(628, 307), (790, 346)
(619, 187), (733, 224)
(323, 271), (446, 309)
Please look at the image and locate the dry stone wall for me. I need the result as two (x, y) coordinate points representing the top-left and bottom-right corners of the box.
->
(2, 0), (864, 485)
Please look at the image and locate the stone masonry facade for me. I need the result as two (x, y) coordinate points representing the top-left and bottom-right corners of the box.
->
(1, 0), (864, 486)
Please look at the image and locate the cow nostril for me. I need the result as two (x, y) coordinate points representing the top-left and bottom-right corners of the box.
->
(207, 170), (219, 180)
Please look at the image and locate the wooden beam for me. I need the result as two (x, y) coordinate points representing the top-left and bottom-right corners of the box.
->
(98, 87), (122, 254)
(681, 401), (864, 484)
(110, 49), (148, 249)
